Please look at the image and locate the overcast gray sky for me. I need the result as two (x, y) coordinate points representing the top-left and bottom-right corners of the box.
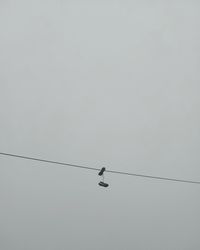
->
(0, 0), (200, 249)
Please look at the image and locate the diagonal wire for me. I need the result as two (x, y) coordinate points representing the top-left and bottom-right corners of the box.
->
(106, 169), (200, 185)
(0, 151), (200, 185)
(0, 152), (99, 171)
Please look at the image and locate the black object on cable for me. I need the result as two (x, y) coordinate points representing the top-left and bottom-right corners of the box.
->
(98, 167), (106, 176)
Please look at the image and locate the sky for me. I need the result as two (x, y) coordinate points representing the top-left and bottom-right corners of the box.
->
(0, 0), (200, 249)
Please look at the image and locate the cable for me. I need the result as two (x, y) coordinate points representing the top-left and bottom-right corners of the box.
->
(107, 170), (200, 185)
(0, 151), (200, 185)
(0, 152), (99, 171)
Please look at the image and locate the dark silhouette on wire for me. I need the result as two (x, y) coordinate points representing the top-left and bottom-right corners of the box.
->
(98, 167), (109, 187)
(0, 151), (200, 185)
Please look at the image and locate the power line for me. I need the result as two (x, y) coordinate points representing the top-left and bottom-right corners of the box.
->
(0, 152), (99, 171)
(107, 170), (200, 185)
(0, 151), (200, 185)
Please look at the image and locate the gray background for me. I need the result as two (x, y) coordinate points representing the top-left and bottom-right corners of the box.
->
(0, 0), (200, 249)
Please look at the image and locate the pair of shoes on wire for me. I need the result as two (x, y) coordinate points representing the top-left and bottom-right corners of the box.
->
(98, 167), (109, 188)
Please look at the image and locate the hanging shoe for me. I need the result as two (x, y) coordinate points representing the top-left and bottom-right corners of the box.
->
(98, 167), (106, 176)
(98, 181), (109, 187)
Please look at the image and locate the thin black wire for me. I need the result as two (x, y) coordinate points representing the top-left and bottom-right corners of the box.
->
(0, 152), (99, 171)
(0, 151), (200, 185)
(107, 170), (200, 185)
